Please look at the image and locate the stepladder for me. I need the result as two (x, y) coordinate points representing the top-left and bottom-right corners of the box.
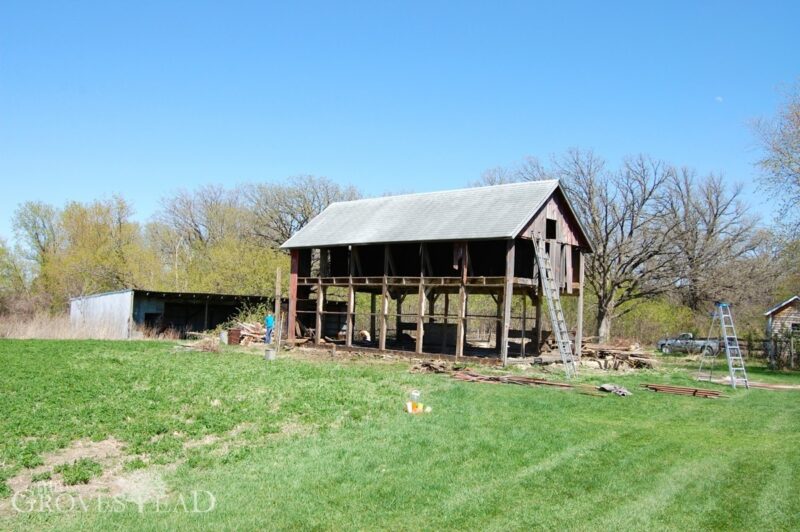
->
(698, 302), (749, 389)
(533, 238), (577, 378)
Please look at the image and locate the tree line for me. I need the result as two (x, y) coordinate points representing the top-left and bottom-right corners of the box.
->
(0, 86), (797, 343)
(0, 176), (359, 315)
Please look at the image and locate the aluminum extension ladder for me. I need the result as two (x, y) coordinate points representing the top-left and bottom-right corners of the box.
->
(534, 238), (577, 378)
(699, 302), (749, 389)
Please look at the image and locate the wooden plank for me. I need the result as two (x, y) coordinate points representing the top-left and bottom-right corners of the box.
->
(565, 244), (573, 294)
(500, 239), (515, 365)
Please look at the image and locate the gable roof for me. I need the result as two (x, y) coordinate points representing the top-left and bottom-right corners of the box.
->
(765, 295), (800, 316)
(281, 180), (593, 250)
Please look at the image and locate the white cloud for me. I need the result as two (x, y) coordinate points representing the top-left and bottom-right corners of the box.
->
(715, 96), (724, 103)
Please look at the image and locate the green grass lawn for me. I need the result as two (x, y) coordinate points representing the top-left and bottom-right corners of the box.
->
(1, 340), (799, 530)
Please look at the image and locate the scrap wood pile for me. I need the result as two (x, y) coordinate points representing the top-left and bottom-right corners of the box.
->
(235, 322), (266, 346)
(581, 343), (657, 370)
(641, 383), (726, 399)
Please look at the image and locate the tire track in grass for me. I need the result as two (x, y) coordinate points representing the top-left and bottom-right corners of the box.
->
(589, 444), (738, 529)
(439, 430), (622, 515)
(587, 408), (781, 530)
(754, 412), (800, 528)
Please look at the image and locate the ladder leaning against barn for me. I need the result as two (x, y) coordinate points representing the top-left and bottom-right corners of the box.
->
(699, 301), (749, 389)
(533, 238), (577, 378)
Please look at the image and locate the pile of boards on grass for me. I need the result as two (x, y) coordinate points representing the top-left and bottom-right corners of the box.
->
(410, 361), (605, 396)
(641, 383), (726, 399)
(581, 343), (658, 370)
(452, 371), (574, 389)
(231, 322), (266, 346)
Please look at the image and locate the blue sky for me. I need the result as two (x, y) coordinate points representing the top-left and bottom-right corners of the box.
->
(1, 1), (798, 241)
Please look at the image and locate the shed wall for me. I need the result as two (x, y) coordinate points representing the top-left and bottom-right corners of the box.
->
(772, 302), (800, 334)
(69, 291), (133, 339)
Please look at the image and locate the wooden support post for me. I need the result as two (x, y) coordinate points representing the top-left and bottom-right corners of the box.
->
(521, 290), (527, 357)
(495, 293), (502, 353)
(535, 275), (543, 355)
(370, 293), (377, 343)
(203, 299), (209, 330)
(379, 245), (389, 350)
(416, 282), (425, 354)
(396, 296), (405, 341)
(456, 286), (466, 358)
(346, 284), (354, 348)
(575, 252), (585, 360)
(315, 279), (324, 346)
(288, 250), (299, 341)
(441, 293), (449, 354)
(346, 248), (355, 348)
(500, 239), (515, 365)
(456, 243), (467, 358)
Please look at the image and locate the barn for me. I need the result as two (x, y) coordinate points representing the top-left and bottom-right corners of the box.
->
(280, 180), (593, 364)
(69, 289), (270, 339)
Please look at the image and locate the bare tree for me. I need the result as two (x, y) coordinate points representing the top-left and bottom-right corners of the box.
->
(470, 156), (548, 186)
(754, 83), (800, 235)
(552, 150), (679, 341)
(156, 185), (246, 247)
(245, 175), (361, 247)
(665, 170), (757, 310)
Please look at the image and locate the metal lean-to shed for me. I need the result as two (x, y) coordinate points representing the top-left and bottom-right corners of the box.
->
(69, 289), (270, 339)
(280, 180), (594, 364)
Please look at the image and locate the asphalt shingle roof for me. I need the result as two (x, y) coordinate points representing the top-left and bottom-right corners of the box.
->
(281, 180), (568, 248)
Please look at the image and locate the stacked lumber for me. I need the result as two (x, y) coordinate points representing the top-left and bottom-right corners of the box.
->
(452, 371), (573, 389)
(581, 343), (657, 370)
(641, 383), (725, 399)
(236, 322), (266, 346)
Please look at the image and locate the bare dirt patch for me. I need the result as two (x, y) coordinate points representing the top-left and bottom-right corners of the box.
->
(0, 438), (175, 514)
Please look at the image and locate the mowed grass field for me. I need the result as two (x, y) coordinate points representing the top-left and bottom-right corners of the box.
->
(1, 340), (799, 530)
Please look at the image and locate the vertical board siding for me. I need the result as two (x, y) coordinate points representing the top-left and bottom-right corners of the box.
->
(69, 290), (134, 339)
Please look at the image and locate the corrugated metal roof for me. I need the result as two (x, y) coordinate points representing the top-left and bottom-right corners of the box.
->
(281, 180), (564, 248)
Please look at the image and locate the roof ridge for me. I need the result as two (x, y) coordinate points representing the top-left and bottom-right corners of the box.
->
(327, 179), (560, 207)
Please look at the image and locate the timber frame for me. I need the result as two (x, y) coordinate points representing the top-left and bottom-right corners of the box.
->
(285, 186), (591, 365)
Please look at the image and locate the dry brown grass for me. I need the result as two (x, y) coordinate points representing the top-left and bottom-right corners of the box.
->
(0, 313), (188, 340)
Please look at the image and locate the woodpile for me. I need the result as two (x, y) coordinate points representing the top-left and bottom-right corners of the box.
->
(580, 343), (657, 370)
(227, 322), (266, 346)
(641, 383), (725, 398)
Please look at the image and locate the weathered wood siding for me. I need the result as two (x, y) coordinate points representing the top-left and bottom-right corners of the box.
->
(517, 188), (589, 293)
(772, 301), (800, 334)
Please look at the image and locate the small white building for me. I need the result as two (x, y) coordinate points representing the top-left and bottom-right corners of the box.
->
(764, 296), (800, 337)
